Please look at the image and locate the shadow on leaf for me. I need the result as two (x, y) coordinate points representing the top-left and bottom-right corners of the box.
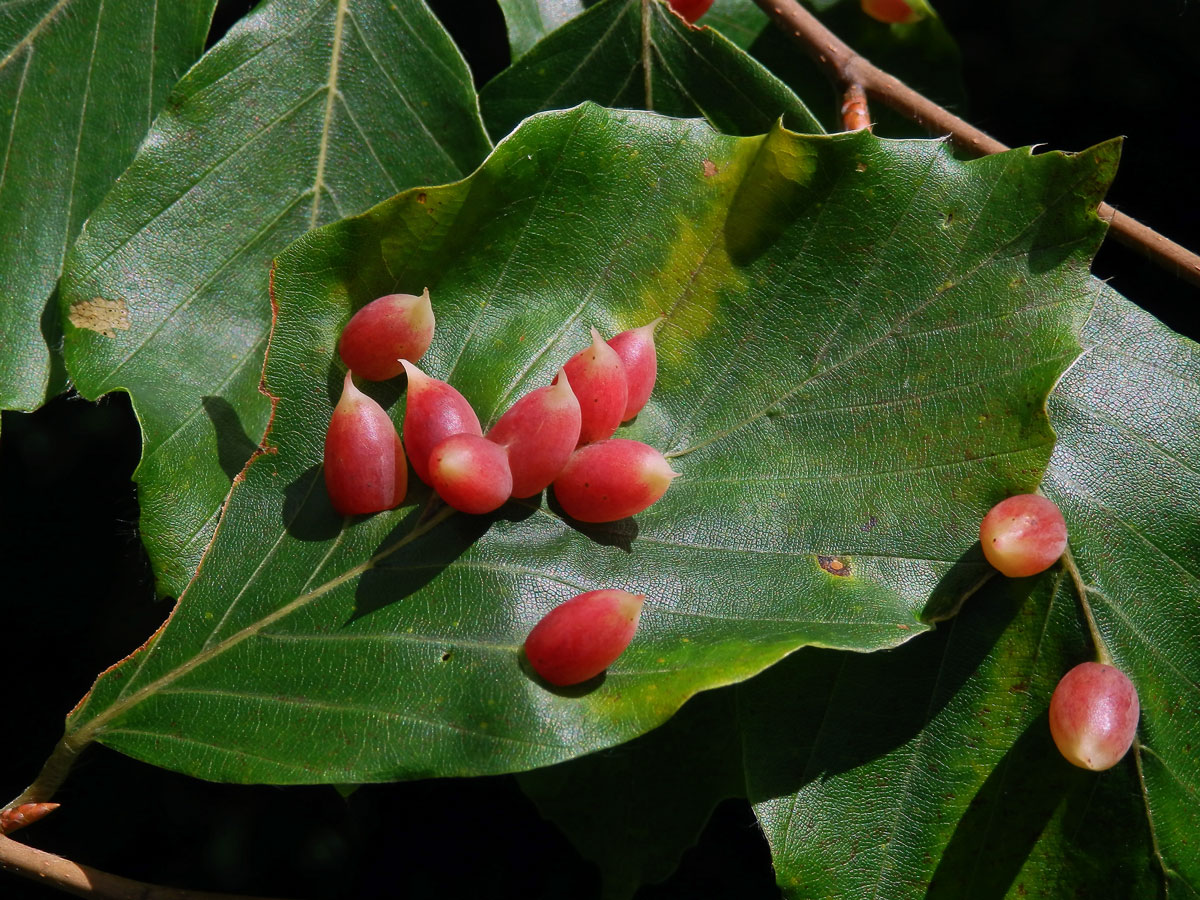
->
(352, 496), (539, 622)
(326, 359), (406, 411)
(281, 463), (342, 542)
(546, 487), (638, 551)
(926, 711), (1076, 899)
(920, 542), (994, 624)
(744, 576), (1036, 801)
(201, 395), (260, 481)
(517, 649), (607, 698)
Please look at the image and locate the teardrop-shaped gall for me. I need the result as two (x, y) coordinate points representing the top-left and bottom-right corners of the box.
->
(1049, 662), (1140, 771)
(487, 368), (582, 498)
(400, 360), (482, 485)
(338, 288), (435, 381)
(324, 372), (407, 515)
(552, 439), (678, 523)
(558, 327), (628, 446)
(608, 317), (664, 421)
(428, 434), (513, 515)
(524, 589), (645, 686)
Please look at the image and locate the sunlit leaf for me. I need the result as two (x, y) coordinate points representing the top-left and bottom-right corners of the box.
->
(60, 105), (1112, 784)
(59, 0), (492, 594)
(1041, 282), (1200, 895)
(747, 574), (1158, 898)
(699, 0), (769, 49)
(519, 282), (1197, 898)
(497, 0), (769, 56)
(0, 0), (216, 411)
(481, 0), (822, 142)
(497, 0), (586, 58)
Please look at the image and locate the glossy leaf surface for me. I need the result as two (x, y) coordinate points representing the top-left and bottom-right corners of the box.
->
(519, 283), (1198, 898)
(747, 575), (1157, 898)
(0, 0), (216, 411)
(62, 105), (1113, 784)
(481, 0), (822, 142)
(497, 0), (767, 55)
(1041, 282), (1200, 895)
(497, 0), (586, 58)
(698, 0), (769, 49)
(524, 578), (1162, 898)
(58, 0), (492, 594)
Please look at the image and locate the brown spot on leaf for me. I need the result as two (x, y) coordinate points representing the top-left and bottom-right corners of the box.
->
(416, 192), (427, 203)
(818, 555), (850, 576)
(68, 298), (130, 337)
(860, 515), (878, 532)
(702, 159), (718, 177)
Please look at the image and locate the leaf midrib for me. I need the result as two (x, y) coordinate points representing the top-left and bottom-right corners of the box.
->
(308, 0), (346, 228)
(68, 502), (456, 749)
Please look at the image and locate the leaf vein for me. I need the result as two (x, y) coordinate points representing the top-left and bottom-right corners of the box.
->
(95, 190), (311, 387)
(344, 6), (460, 174)
(308, 0), (347, 228)
(0, 0), (67, 71)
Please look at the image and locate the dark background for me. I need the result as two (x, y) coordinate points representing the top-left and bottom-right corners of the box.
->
(2, 1), (1196, 897)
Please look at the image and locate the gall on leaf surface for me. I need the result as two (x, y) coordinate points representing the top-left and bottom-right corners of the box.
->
(754, 282), (1199, 898)
(61, 105), (1115, 785)
(520, 281), (1199, 899)
(522, 575), (1160, 899)
(1039, 281), (1200, 893)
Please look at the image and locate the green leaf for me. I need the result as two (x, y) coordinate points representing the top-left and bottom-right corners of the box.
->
(699, 0), (769, 50)
(1042, 282), (1200, 895)
(497, 0), (587, 58)
(61, 105), (1112, 785)
(497, 0), (767, 57)
(521, 282), (1198, 898)
(747, 575), (1158, 898)
(523, 575), (1158, 897)
(480, 0), (823, 142)
(0, 0), (216, 412)
(58, 0), (493, 595)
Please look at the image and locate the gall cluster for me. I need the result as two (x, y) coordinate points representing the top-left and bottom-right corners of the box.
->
(324, 289), (677, 685)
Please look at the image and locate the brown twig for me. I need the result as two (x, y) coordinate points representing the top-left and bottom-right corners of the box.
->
(0, 833), (291, 900)
(752, 0), (1200, 290)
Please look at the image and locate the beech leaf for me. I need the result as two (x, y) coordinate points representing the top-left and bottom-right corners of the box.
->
(58, 0), (492, 594)
(518, 282), (1199, 899)
(481, 0), (822, 142)
(60, 104), (1113, 784)
(0, 0), (216, 411)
